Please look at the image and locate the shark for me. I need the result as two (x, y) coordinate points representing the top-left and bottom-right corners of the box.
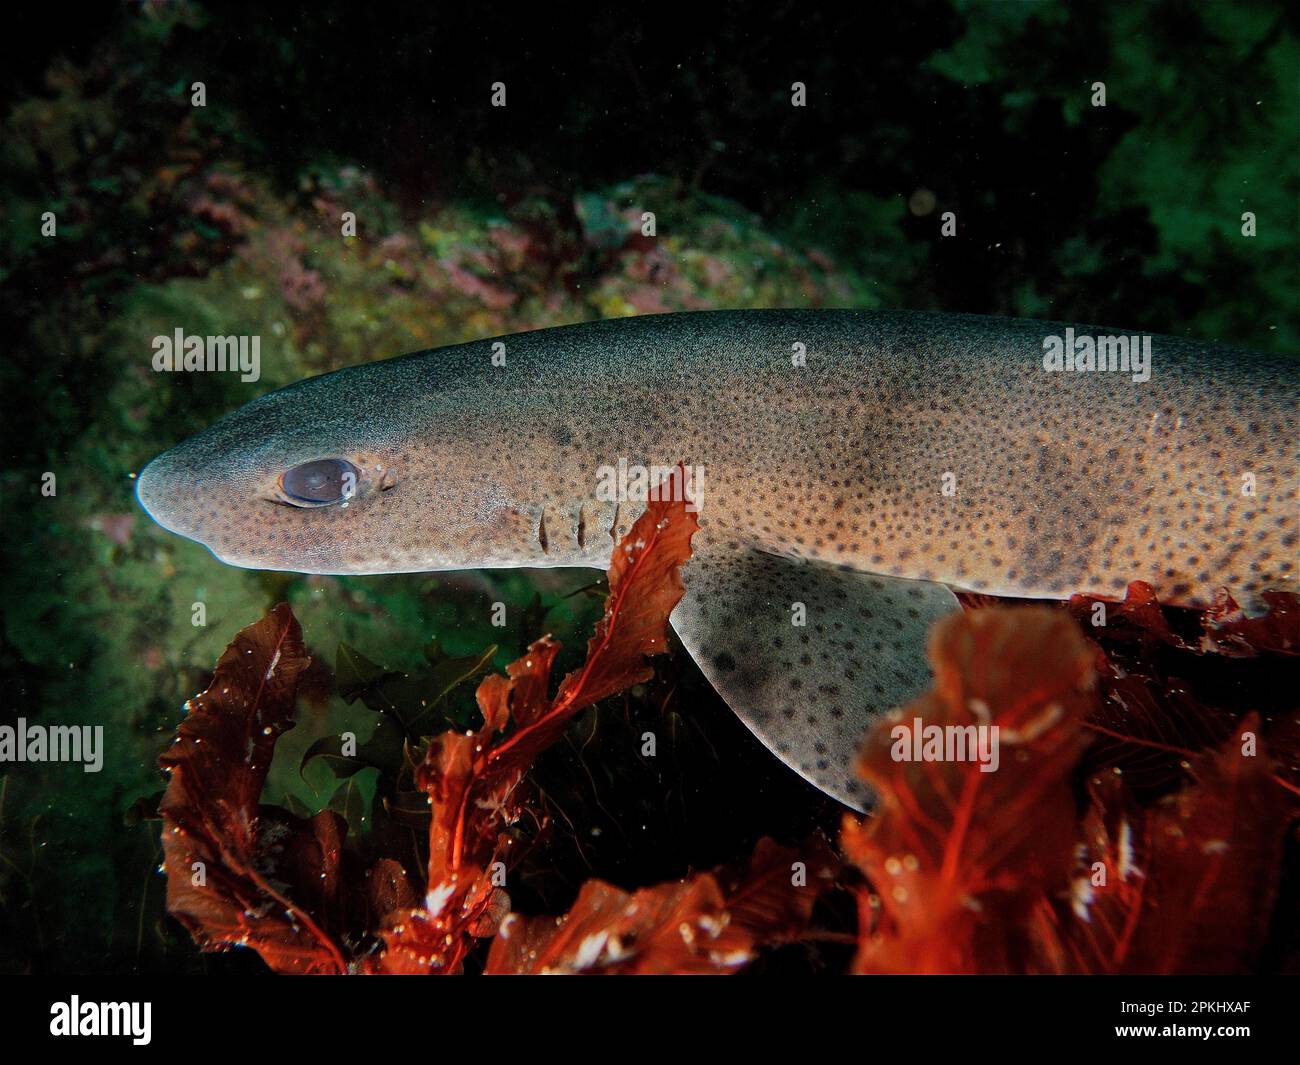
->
(135, 309), (1298, 808)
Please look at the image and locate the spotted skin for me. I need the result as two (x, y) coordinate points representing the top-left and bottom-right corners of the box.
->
(672, 546), (958, 807)
(137, 310), (1298, 806)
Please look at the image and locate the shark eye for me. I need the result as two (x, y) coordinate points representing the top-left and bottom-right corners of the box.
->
(279, 458), (358, 506)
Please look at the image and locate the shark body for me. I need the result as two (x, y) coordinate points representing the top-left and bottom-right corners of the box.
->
(136, 310), (1298, 807)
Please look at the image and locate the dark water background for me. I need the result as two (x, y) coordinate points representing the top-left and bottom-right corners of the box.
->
(1, 1), (1296, 973)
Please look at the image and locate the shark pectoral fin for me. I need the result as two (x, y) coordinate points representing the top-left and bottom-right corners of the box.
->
(670, 545), (960, 810)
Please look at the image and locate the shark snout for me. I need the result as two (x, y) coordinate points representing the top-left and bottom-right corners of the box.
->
(135, 450), (190, 538)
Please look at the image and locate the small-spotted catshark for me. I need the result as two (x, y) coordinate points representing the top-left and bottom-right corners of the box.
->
(136, 310), (1297, 808)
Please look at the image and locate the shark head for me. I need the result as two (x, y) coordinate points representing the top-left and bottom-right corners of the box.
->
(135, 359), (554, 574)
